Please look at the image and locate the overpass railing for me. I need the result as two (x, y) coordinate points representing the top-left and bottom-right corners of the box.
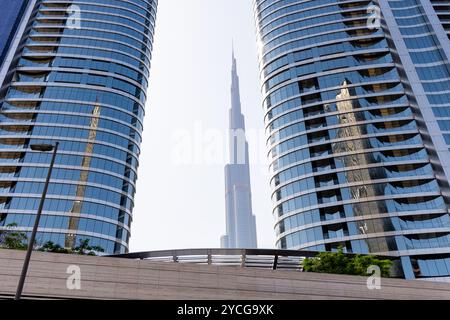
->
(108, 248), (395, 271)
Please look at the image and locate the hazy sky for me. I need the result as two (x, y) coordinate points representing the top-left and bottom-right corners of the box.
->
(129, 0), (276, 252)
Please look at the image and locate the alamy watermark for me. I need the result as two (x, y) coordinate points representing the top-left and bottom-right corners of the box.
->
(66, 265), (81, 290)
(67, 5), (82, 29)
(170, 121), (270, 175)
(367, 5), (382, 30)
(367, 265), (382, 290)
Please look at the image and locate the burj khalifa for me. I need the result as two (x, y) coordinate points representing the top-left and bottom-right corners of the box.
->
(221, 50), (258, 249)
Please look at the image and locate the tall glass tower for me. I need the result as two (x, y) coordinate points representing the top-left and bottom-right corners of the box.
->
(0, 0), (157, 254)
(221, 50), (258, 249)
(254, 0), (450, 280)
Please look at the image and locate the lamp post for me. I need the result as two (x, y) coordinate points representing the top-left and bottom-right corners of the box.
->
(14, 142), (59, 300)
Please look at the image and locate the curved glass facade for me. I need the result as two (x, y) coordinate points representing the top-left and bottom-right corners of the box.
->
(0, 0), (157, 254)
(254, 0), (450, 279)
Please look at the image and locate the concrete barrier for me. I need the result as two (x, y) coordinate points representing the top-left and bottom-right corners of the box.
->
(1, 249), (450, 300)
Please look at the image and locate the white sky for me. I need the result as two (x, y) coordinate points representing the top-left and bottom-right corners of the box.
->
(129, 0), (276, 252)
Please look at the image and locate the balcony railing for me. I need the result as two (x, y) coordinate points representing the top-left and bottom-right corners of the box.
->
(108, 248), (395, 271)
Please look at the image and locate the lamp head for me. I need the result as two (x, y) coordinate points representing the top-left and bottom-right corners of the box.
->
(30, 144), (54, 152)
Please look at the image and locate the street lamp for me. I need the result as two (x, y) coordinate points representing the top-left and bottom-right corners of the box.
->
(14, 142), (59, 300)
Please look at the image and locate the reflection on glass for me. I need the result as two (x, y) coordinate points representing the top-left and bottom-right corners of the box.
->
(331, 80), (390, 252)
(65, 103), (100, 248)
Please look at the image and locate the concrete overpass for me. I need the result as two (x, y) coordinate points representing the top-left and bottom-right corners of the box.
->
(1, 249), (450, 300)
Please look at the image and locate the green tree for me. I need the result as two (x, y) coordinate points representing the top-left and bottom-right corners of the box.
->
(302, 248), (350, 275)
(39, 241), (72, 254)
(38, 239), (104, 256)
(302, 247), (393, 277)
(0, 226), (105, 256)
(73, 239), (104, 256)
(0, 223), (28, 250)
(349, 254), (392, 277)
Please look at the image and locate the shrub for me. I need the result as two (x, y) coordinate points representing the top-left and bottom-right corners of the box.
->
(39, 239), (104, 256)
(302, 247), (393, 277)
(39, 241), (72, 254)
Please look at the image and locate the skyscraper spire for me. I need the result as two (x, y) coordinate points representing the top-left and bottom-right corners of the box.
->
(221, 49), (258, 249)
(231, 39), (237, 73)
